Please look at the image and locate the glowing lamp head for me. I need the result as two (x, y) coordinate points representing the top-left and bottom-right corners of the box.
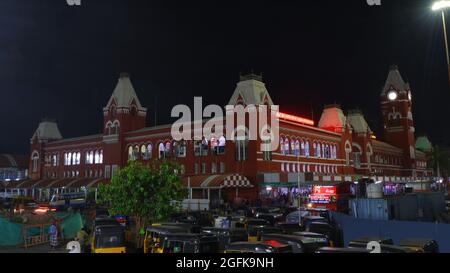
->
(408, 92), (412, 101)
(387, 91), (398, 101)
(432, 1), (450, 11)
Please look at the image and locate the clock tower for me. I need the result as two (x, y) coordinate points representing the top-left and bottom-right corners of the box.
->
(380, 65), (416, 172)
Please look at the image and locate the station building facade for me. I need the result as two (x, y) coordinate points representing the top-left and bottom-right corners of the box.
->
(3, 66), (434, 203)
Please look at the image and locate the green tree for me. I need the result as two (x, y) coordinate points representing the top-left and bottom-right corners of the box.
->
(97, 160), (185, 247)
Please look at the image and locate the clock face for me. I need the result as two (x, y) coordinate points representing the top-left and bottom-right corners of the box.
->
(388, 91), (398, 101)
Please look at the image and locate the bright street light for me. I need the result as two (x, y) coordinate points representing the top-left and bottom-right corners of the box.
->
(432, 1), (450, 86)
(432, 1), (450, 11)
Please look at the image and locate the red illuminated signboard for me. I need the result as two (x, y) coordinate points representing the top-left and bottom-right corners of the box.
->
(312, 186), (336, 195)
(276, 112), (315, 126)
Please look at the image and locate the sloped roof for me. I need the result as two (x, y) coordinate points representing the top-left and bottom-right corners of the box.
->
(227, 74), (274, 106)
(0, 154), (28, 169)
(415, 136), (433, 153)
(318, 105), (347, 132)
(32, 121), (63, 141)
(372, 140), (403, 153)
(382, 65), (409, 95)
(347, 111), (372, 134)
(105, 73), (146, 111)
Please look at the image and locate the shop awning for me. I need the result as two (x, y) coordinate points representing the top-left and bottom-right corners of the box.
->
(259, 181), (342, 188)
(4, 178), (111, 189)
(182, 174), (253, 188)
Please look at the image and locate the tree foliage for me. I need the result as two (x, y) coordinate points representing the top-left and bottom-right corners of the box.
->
(97, 160), (185, 230)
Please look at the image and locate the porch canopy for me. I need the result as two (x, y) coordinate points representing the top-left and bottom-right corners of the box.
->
(182, 174), (253, 189)
(5, 178), (110, 189)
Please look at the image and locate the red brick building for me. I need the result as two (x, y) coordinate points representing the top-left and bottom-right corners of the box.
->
(4, 66), (433, 204)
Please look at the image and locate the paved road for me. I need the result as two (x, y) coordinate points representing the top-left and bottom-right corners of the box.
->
(0, 244), (69, 253)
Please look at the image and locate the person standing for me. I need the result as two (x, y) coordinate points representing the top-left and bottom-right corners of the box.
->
(49, 221), (59, 249)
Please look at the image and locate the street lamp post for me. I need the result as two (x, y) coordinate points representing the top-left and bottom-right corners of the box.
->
(433, 1), (450, 86)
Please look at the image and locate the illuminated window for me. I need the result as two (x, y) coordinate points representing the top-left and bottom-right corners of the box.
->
(295, 140), (300, 156)
(147, 144), (153, 159)
(305, 141), (310, 157)
(141, 145), (148, 160)
(284, 138), (290, 155)
(217, 136), (226, 155)
(128, 146), (135, 161)
(175, 140), (187, 157)
(99, 150), (103, 164)
(158, 143), (165, 159)
(280, 137), (285, 154)
(95, 151), (100, 164)
(32, 152), (39, 173)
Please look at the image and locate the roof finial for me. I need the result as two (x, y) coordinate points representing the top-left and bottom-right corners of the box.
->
(120, 72), (130, 79)
(389, 64), (398, 71)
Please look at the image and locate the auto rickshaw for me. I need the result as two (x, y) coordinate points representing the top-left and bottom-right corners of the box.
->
(224, 241), (292, 253)
(399, 238), (439, 253)
(201, 227), (248, 250)
(159, 233), (220, 253)
(247, 225), (284, 242)
(90, 225), (126, 253)
(143, 225), (191, 253)
(315, 247), (372, 253)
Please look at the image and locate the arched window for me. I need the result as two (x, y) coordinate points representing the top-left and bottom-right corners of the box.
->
(305, 141), (310, 157)
(218, 136), (226, 155)
(147, 144), (153, 159)
(295, 140), (300, 156)
(284, 138), (290, 155)
(94, 151), (100, 164)
(290, 139), (296, 155)
(281, 163), (285, 172)
(300, 140), (305, 156)
(141, 145), (148, 160)
(85, 151), (89, 164)
(158, 143), (165, 159)
(89, 151), (94, 164)
(280, 137), (285, 154)
(201, 137), (208, 156)
(128, 146), (134, 161)
(177, 140), (187, 157)
(99, 150), (103, 164)
(76, 152), (81, 165)
(32, 152), (39, 173)
(317, 144), (322, 158)
(68, 152), (72, 166)
(165, 141), (171, 157)
(235, 131), (248, 161)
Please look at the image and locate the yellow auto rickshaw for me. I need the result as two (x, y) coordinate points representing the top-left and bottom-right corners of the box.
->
(90, 225), (126, 253)
(143, 224), (191, 253)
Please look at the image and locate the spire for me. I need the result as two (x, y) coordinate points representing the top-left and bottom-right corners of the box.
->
(347, 109), (372, 134)
(104, 73), (147, 111)
(381, 65), (409, 95)
(32, 119), (63, 141)
(318, 104), (347, 133)
(228, 71), (274, 106)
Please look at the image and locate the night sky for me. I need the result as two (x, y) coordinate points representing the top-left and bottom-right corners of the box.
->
(0, 0), (448, 155)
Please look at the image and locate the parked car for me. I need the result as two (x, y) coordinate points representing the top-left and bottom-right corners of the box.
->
(348, 236), (394, 248)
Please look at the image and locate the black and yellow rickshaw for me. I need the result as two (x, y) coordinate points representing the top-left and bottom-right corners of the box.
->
(143, 225), (191, 253)
(224, 241), (292, 253)
(247, 225), (284, 242)
(90, 225), (126, 253)
(158, 233), (220, 253)
(201, 227), (248, 250)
